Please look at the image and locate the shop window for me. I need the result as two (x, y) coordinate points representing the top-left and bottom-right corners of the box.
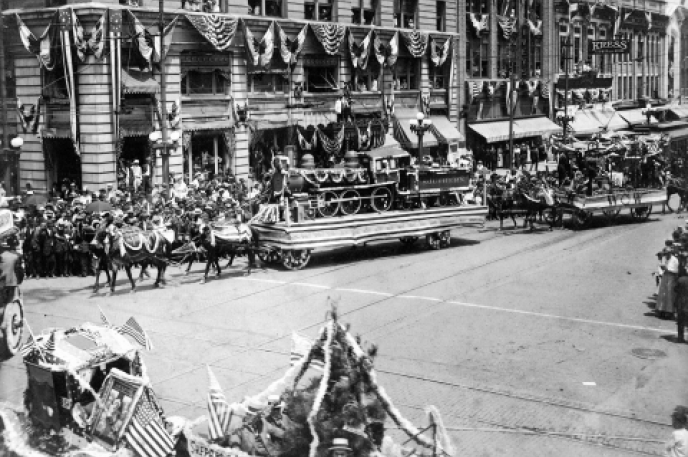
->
(436, 1), (446, 32)
(249, 73), (287, 94)
(352, 0), (378, 25)
(303, 56), (339, 93)
(182, 70), (227, 96)
(395, 58), (418, 90)
(467, 0), (488, 14)
(248, 0), (282, 17)
(429, 64), (447, 90)
(305, 0), (334, 21)
(353, 64), (381, 92)
(394, 0), (417, 28)
(467, 35), (489, 78)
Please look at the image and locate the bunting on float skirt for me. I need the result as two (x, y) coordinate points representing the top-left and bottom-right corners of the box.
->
(400, 30), (428, 58)
(186, 14), (238, 51)
(16, 12), (60, 70)
(348, 29), (373, 70)
(373, 31), (399, 67)
(310, 23), (346, 56)
(110, 9), (123, 140)
(244, 21), (275, 71)
(59, 9), (80, 155)
(430, 37), (451, 67)
(277, 22), (307, 65)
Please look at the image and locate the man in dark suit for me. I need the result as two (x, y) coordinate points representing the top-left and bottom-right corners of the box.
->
(0, 235), (24, 306)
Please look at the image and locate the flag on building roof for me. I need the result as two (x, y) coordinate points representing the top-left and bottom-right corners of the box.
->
(124, 394), (175, 457)
(120, 316), (153, 351)
(206, 366), (233, 441)
(568, 0), (579, 22)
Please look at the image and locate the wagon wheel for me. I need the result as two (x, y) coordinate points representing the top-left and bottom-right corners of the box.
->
(317, 191), (341, 218)
(282, 250), (311, 270)
(630, 205), (652, 221)
(399, 236), (419, 246)
(426, 233), (442, 250)
(371, 187), (393, 212)
(544, 207), (562, 227)
(602, 208), (621, 225)
(0, 300), (24, 361)
(438, 230), (451, 248)
(258, 248), (282, 265)
(572, 210), (592, 229)
(340, 190), (362, 216)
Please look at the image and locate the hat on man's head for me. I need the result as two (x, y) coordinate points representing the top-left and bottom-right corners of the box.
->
(328, 438), (351, 452)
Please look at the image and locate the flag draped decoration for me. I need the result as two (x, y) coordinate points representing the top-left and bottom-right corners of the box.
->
(297, 129), (318, 151)
(356, 121), (373, 151)
(310, 23), (346, 56)
(527, 19), (542, 36)
(646, 12), (652, 32)
(373, 31), (399, 68)
(206, 366), (232, 441)
(110, 9), (123, 140)
(348, 29), (373, 70)
(152, 16), (179, 63)
(400, 30), (428, 58)
(128, 10), (154, 66)
(59, 9), (80, 155)
(276, 22), (307, 65)
(568, 0), (579, 23)
(69, 9), (88, 62)
(186, 14), (238, 51)
(88, 13), (108, 60)
(430, 37), (451, 67)
(16, 13), (60, 70)
(20, 333), (37, 357)
(244, 21), (275, 71)
(120, 317), (154, 351)
(317, 125), (346, 156)
(467, 81), (481, 104)
(468, 13), (489, 37)
(497, 14), (517, 40)
(124, 393), (175, 457)
(100, 306), (113, 328)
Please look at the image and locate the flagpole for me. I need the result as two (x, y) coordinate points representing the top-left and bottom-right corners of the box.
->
(159, 0), (170, 195)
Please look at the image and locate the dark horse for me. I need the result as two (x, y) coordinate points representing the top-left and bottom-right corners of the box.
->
(489, 181), (558, 231)
(666, 177), (688, 213)
(97, 226), (171, 293)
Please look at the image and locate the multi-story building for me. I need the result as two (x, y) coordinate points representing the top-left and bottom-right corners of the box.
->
(1, 0), (464, 193)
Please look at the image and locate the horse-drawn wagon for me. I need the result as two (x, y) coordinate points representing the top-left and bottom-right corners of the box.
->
(250, 204), (487, 270)
(553, 187), (667, 229)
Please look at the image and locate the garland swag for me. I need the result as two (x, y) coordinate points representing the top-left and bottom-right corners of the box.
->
(348, 29), (373, 70)
(186, 14), (239, 51)
(311, 23), (346, 56)
(399, 30), (428, 58)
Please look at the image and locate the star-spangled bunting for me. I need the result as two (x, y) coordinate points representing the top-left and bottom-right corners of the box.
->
(124, 395), (175, 457)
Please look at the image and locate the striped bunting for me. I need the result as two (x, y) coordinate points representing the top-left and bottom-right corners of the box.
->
(124, 395), (175, 457)
(186, 14), (238, 52)
(120, 317), (154, 351)
(206, 366), (232, 441)
(20, 333), (37, 357)
(42, 332), (56, 353)
(291, 332), (323, 371)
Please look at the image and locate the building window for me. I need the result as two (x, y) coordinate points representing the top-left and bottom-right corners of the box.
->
(394, 0), (417, 28)
(353, 65), (381, 92)
(303, 56), (339, 93)
(429, 64), (447, 90)
(394, 58), (418, 90)
(529, 38), (542, 78)
(467, 0), (488, 14)
(352, 0), (378, 25)
(467, 35), (489, 78)
(248, 0), (282, 16)
(305, 0), (333, 21)
(574, 25), (581, 64)
(436, 1), (446, 32)
(249, 73), (287, 94)
(182, 71), (227, 96)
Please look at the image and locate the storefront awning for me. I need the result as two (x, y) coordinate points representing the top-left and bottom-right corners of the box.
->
(393, 109), (438, 149)
(617, 108), (657, 126)
(119, 118), (154, 137)
(182, 118), (233, 132)
(669, 106), (688, 119)
(468, 121), (513, 143)
(353, 99), (383, 115)
(366, 133), (408, 158)
(513, 117), (562, 138)
(40, 128), (71, 139)
(665, 127), (688, 140)
(121, 69), (160, 95)
(429, 116), (463, 145)
(249, 114), (290, 130)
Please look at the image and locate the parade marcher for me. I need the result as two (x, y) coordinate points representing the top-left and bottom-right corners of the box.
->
(0, 235), (24, 308)
(676, 274), (688, 343)
(329, 438), (352, 457)
(657, 242), (680, 319)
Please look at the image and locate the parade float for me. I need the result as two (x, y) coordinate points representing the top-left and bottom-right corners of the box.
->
(0, 208), (23, 361)
(2, 309), (454, 457)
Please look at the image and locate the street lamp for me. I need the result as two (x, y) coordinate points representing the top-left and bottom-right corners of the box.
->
(409, 112), (433, 166)
(642, 103), (658, 125)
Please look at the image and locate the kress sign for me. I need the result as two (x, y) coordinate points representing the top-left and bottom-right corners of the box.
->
(588, 40), (630, 55)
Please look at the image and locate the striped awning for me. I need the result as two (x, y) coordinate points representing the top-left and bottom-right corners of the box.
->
(469, 117), (561, 143)
(120, 119), (154, 137)
(429, 116), (463, 145)
(393, 109), (439, 149)
(121, 69), (160, 95)
(668, 106), (688, 119)
(40, 128), (71, 139)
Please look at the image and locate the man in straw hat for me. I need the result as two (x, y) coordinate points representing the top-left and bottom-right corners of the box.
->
(329, 438), (352, 457)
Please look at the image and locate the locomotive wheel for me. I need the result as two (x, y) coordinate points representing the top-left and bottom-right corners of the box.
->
(630, 205), (652, 221)
(371, 187), (393, 212)
(426, 233), (442, 250)
(0, 300), (24, 362)
(258, 249), (282, 265)
(438, 230), (451, 248)
(282, 250), (311, 270)
(340, 190), (362, 215)
(399, 236), (419, 246)
(318, 191), (341, 217)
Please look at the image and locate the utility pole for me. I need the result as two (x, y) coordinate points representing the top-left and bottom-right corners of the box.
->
(0, 0), (10, 192)
(158, 0), (170, 195)
(562, 37), (573, 140)
(507, 0), (520, 169)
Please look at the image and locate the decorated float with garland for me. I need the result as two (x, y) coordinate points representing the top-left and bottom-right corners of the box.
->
(181, 310), (454, 457)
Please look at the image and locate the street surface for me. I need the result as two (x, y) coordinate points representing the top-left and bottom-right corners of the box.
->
(1, 208), (686, 456)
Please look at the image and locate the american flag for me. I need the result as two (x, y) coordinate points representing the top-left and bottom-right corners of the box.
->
(291, 332), (323, 371)
(120, 317), (153, 351)
(20, 333), (37, 357)
(42, 332), (56, 352)
(99, 306), (113, 328)
(124, 396), (175, 457)
(206, 366), (232, 441)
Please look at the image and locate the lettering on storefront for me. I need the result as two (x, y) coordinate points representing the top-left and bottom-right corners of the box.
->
(302, 56), (339, 67)
(588, 40), (630, 55)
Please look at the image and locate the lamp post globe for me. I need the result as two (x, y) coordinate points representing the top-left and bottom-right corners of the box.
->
(10, 137), (23, 149)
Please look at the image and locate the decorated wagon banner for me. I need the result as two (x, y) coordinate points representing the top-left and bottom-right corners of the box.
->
(588, 40), (630, 55)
